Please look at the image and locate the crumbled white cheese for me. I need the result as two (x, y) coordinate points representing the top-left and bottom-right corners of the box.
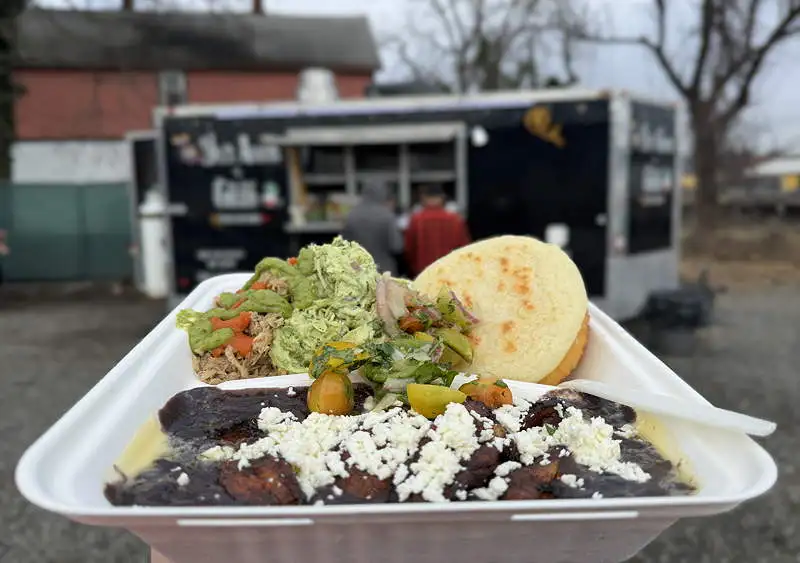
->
(495, 461), (522, 477)
(592, 491), (604, 499)
(469, 410), (497, 443)
(276, 413), (362, 497)
(430, 403), (480, 459)
(539, 453), (552, 466)
(554, 407), (650, 483)
(615, 424), (637, 439)
(362, 396), (376, 411)
(472, 476), (508, 501)
(511, 406), (650, 483)
(194, 392), (649, 504)
(344, 408), (430, 481)
(343, 431), (386, 477)
(228, 412), (360, 498)
(324, 451), (349, 478)
(199, 445), (236, 462)
(513, 427), (551, 464)
(560, 474), (585, 489)
(455, 489), (468, 501)
(491, 437), (509, 451)
(393, 464), (409, 485)
(287, 387), (297, 397)
(554, 403), (565, 417)
(176, 472), (190, 487)
(170, 466), (182, 472)
(257, 407), (297, 435)
(332, 486), (343, 497)
(396, 404), (480, 502)
(235, 436), (279, 462)
(396, 440), (463, 502)
(222, 404), (429, 499)
(494, 399), (530, 434)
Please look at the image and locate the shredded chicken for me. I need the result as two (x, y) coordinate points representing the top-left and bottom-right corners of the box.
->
(194, 313), (286, 385)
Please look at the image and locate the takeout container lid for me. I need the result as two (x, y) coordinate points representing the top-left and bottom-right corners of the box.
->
(15, 274), (777, 563)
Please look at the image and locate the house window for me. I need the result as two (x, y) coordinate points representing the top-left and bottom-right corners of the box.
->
(159, 70), (187, 105)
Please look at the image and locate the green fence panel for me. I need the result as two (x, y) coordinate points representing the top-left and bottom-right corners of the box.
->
(4, 184), (83, 281)
(82, 184), (133, 281)
(0, 182), (133, 282)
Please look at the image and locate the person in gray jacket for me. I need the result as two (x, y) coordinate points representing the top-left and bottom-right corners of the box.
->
(342, 181), (403, 274)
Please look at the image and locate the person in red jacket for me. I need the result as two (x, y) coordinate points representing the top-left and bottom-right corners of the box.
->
(404, 184), (471, 277)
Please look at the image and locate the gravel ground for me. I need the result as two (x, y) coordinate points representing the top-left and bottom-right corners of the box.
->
(1, 286), (798, 563)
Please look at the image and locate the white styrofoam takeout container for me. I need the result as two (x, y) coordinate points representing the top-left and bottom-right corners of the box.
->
(17, 273), (777, 563)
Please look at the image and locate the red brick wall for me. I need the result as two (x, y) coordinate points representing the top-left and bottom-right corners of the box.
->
(15, 69), (373, 140)
(15, 69), (159, 140)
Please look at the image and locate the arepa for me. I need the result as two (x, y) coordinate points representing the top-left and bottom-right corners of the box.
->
(414, 235), (589, 384)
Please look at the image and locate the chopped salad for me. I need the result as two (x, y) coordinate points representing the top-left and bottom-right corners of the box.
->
(177, 237), (479, 387)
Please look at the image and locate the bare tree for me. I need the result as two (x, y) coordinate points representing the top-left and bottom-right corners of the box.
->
(581, 0), (800, 230)
(386, 0), (585, 93)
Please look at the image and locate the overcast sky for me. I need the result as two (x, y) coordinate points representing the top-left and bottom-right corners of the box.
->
(34, 0), (800, 152)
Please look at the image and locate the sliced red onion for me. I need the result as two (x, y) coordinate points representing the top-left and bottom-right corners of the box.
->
(429, 341), (445, 363)
(386, 280), (410, 318)
(450, 289), (479, 325)
(414, 306), (443, 329)
(376, 275), (412, 336)
(375, 277), (399, 337)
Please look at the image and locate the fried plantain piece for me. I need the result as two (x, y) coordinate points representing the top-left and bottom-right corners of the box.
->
(502, 461), (560, 500)
(219, 457), (302, 505)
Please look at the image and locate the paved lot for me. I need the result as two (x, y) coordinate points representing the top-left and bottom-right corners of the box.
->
(1, 286), (798, 563)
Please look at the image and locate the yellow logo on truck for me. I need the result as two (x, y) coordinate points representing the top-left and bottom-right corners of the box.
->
(780, 175), (799, 193)
(523, 106), (566, 148)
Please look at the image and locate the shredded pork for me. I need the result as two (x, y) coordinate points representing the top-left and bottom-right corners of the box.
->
(258, 272), (290, 297)
(194, 312), (286, 385)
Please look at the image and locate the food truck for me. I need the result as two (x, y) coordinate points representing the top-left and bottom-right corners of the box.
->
(151, 88), (685, 321)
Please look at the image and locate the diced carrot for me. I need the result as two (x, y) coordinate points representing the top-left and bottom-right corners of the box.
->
(229, 333), (254, 357)
(211, 346), (226, 358)
(211, 312), (252, 333)
(288, 257), (298, 266)
(458, 377), (513, 409)
(250, 281), (268, 291)
(231, 298), (246, 309)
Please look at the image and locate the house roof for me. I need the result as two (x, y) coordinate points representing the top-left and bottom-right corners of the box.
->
(365, 80), (451, 97)
(14, 8), (381, 73)
(751, 156), (800, 177)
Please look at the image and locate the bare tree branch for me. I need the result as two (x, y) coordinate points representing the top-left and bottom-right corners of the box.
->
(579, 31), (687, 94)
(575, 0), (800, 228)
(388, 0), (585, 93)
(688, 0), (714, 95)
(718, 4), (800, 125)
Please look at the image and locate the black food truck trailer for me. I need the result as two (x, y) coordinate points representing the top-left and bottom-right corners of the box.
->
(153, 88), (687, 322)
